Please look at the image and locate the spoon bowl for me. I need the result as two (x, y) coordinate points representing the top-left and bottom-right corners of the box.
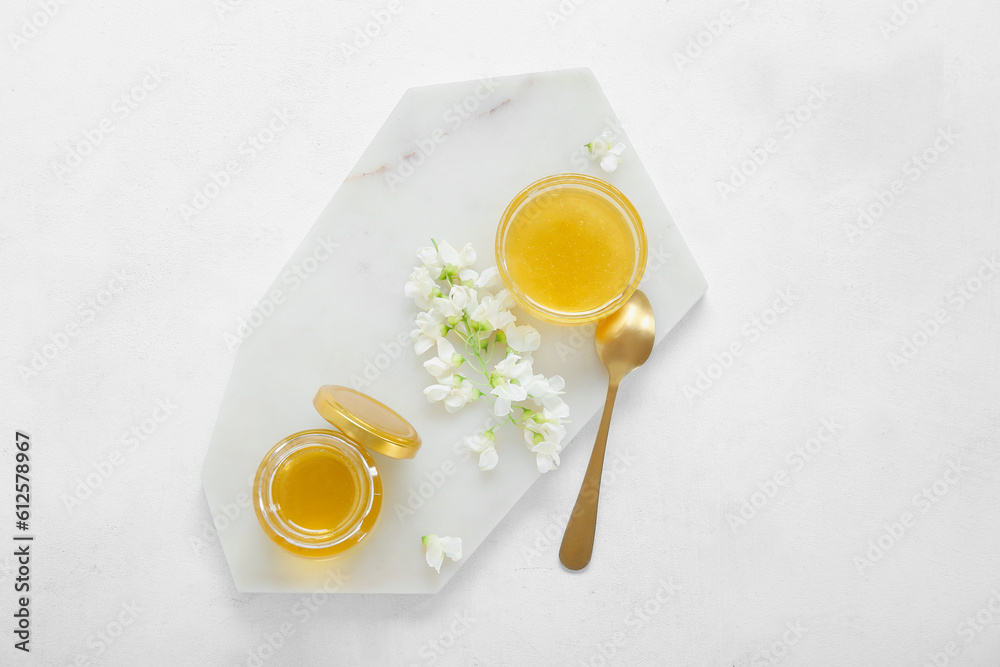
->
(559, 289), (656, 571)
(595, 290), (656, 376)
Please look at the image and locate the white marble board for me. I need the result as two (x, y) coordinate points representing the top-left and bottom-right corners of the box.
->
(200, 68), (707, 593)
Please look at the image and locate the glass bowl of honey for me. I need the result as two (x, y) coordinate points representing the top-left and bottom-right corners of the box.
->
(254, 385), (420, 558)
(496, 173), (648, 325)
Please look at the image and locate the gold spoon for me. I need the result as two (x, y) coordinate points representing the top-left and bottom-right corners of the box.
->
(559, 289), (656, 571)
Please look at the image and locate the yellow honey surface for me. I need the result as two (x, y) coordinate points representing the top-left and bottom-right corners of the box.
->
(505, 186), (635, 313)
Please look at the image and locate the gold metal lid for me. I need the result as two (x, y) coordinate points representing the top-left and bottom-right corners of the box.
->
(312, 385), (421, 460)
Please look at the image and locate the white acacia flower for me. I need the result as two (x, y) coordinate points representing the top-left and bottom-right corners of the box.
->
(599, 151), (624, 174)
(422, 534), (463, 573)
(521, 420), (566, 453)
(585, 130), (613, 155)
(503, 323), (541, 353)
(522, 404), (570, 472)
(524, 373), (566, 410)
(532, 442), (561, 473)
(490, 354), (533, 417)
(449, 284), (477, 311)
(404, 266), (441, 310)
(457, 266), (501, 293)
(546, 396), (569, 419)
(423, 338), (465, 379)
(464, 431), (498, 471)
(411, 309), (447, 354)
(471, 291), (515, 331)
(495, 288), (515, 309)
(434, 284), (479, 320)
(539, 400), (570, 424)
(472, 266), (500, 292)
(585, 130), (626, 173)
(424, 374), (481, 413)
(418, 241), (476, 281)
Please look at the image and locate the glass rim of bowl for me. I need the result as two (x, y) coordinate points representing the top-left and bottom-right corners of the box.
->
(495, 173), (648, 325)
(254, 429), (381, 557)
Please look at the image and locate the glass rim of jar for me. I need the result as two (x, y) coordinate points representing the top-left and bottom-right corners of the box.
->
(495, 173), (648, 325)
(254, 429), (382, 557)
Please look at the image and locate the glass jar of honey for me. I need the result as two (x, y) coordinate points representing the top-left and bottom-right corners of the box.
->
(496, 173), (648, 324)
(253, 385), (421, 558)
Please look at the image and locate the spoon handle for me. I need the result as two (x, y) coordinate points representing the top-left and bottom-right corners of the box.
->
(559, 380), (620, 570)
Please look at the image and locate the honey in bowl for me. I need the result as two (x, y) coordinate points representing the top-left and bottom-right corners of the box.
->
(496, 173), (647, 324)
(253, 386), (419, 558)
(270, 445), (362, 533)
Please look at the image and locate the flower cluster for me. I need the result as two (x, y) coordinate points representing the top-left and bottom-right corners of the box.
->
(405, 240), (570, 473)
(585, 130), (625, 173)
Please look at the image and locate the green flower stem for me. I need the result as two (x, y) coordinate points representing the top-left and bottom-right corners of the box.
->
(440, 313), (497, 408)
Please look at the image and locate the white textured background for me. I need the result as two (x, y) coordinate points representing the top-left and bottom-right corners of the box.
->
(1, 0), (999, 665)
